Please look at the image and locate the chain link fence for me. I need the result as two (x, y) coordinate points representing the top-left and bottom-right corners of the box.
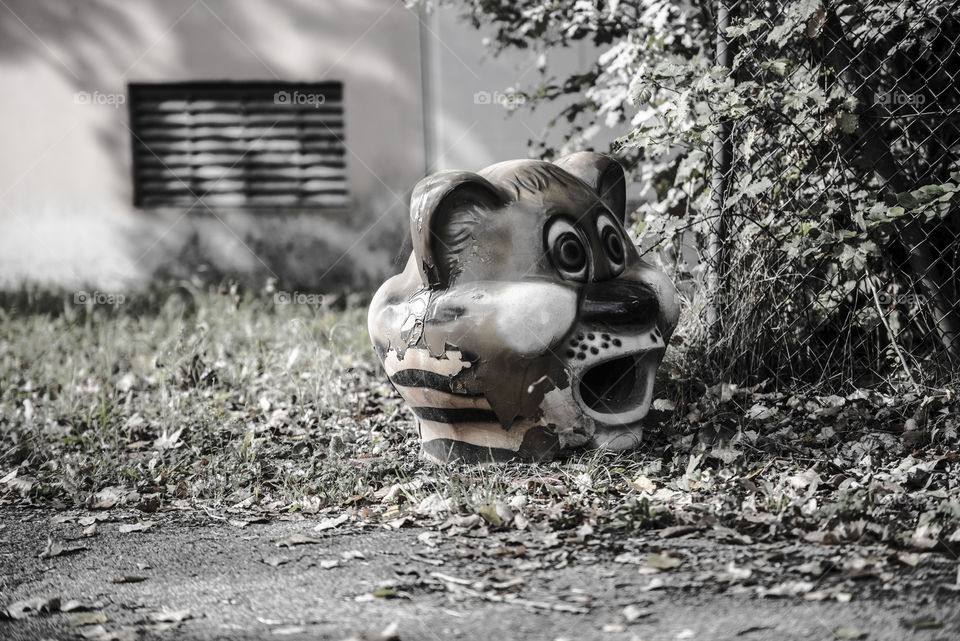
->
(697, 0), (960, 391)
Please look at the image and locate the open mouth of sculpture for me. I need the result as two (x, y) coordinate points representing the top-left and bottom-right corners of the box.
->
(576, 350), (660, 422)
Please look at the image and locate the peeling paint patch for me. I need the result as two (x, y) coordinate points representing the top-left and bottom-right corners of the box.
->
(383, 347), (473, 378)
(368, 153), (679, 462)
(539, 386), (594, 449)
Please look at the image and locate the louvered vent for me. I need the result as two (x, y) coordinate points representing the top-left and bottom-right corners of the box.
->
(129, 82), (348, 209)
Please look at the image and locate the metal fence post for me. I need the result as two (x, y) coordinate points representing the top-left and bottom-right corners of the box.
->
(707, 0), (732, 347)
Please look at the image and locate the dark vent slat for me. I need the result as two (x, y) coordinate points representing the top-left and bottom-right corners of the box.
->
(136, 95), (343, 105)
(134, 125), (344, 141)
(140, 178), (348, 192)
(134, 140), (346, 153)
(133, 112), (344, 126)
(139, 193), (349, 208)
(134, 141), (346, 156)
(130, 81), (348, 209)
(136, 150), (345, 163)
(133, 140), (346, 154)
(136, 166), (347, 181)
(139, 166), (346, 180)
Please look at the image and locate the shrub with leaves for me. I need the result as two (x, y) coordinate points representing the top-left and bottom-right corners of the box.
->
(436, 0), (960, 389)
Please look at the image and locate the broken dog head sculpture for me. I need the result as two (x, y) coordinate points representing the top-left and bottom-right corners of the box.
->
(369, 152), (679, 463)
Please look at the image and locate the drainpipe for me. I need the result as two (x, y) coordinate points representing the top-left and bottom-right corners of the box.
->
(418, 3), (437, 174)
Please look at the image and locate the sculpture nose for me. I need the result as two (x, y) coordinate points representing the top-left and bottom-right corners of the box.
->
(581, 279), (659, 328)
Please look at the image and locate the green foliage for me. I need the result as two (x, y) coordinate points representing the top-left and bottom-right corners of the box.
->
(438, 0), (960, 387)
(0, 284), (408, 508)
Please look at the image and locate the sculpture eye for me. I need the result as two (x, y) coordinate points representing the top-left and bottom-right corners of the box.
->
(546, 218), (589, 282)
(557, 233), (587, 271)
(597, 216), (626, 275)
(603, 227), (624, 264)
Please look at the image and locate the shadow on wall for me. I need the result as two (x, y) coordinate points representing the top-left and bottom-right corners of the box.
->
(0, 0), (418, 292)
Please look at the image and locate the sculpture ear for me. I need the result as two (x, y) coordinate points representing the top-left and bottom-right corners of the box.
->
(409, 170), (504, 288)
(553, 152), (627, 223)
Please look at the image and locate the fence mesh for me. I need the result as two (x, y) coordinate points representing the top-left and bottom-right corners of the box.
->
(697, 0), (960, 391)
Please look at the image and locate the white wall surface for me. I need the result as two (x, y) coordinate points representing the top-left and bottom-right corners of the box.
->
(0, 0), (424, 290)
(0, 0), (616, 291)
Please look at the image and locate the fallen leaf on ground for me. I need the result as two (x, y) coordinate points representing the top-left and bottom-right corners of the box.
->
(477, 504), (502, 528)
(78, 625), (108, 640)
(795, 561), (826, 575)
(722, 561), (752, 581)
(0, 469), (34, 495)
(758, 581), (815, 598)
(900, 616), (942, 630)
(627, 475), (656, 493)
(416, 531), (441, 548)
(430, 572), (473, 586)
(833, 626), (865, 639)
(78, 624), (139, 641)
(61, 600), (96, 612)
(896, 552), (923, 567)
(805, 589), (852, 603)
(88, 487), (123, 509)
(659, 525), (700, 539)
(314, 514), (350, 532)
(275, 533), (322, 548)
(70, 612), (107, 627)
(508, 597), (589, 614)
(646, 553), (683, 570)
(145, 610), (192, 624)
(622, 604), (653, 622)
(640, 578), (666, 591)
(39, 538), (87, 559)
(153, 426), (184, 450)
(272, 626), (306, 636)
(4, 596), (60, 619)
(111, 576), (147, 584)
(746, 403), (778, 421)
(118, 521), (156, 534)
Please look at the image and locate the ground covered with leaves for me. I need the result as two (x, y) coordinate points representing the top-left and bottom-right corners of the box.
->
(3, 507), (958, 640)
(2, 286), (959, 639)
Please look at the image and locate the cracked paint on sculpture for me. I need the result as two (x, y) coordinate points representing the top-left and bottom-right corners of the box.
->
(368, 152), (680, 463)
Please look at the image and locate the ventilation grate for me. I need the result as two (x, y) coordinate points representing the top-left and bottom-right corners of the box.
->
(129, 82), (348, 209)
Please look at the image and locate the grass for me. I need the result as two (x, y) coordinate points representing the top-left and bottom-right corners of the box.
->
(0, 284), (405, 509)
(1, 283), (959, 554)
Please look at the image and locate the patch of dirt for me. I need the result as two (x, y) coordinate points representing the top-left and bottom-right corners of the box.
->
(2, 508), (958, 641)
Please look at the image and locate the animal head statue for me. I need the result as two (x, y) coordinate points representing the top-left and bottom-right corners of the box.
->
(369, 152), (679, 463)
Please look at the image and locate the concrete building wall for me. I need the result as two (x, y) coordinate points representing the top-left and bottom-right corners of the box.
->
(0, 0), (424, 291)
(0, 0), (608, 292)
(425, 4), (603, 172)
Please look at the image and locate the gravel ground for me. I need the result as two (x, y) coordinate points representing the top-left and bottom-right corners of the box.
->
(2, 507), (958, 641)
